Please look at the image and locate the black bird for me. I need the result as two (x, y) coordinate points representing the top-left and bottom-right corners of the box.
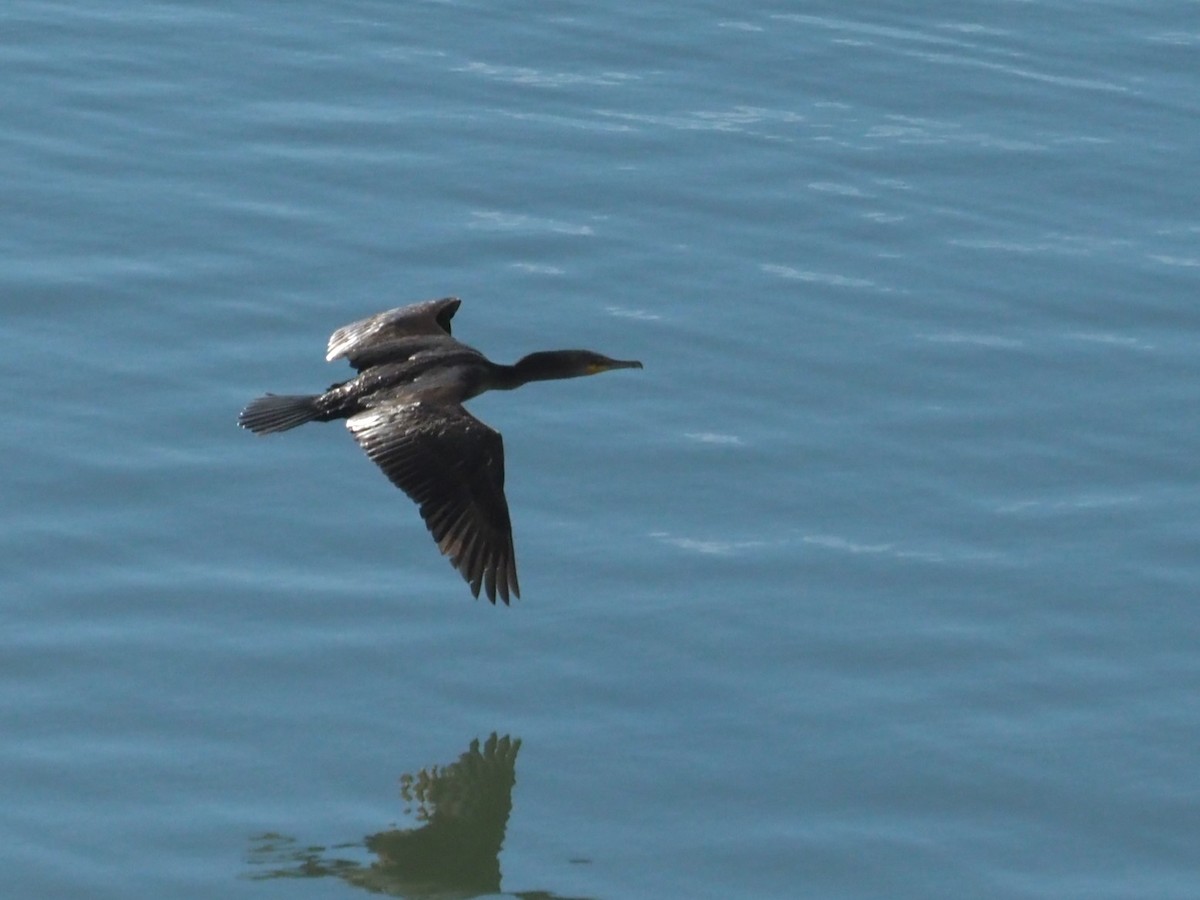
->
(238, 297), (643, 604)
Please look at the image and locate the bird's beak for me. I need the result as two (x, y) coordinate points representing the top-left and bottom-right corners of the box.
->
(586, 357), (643, 375)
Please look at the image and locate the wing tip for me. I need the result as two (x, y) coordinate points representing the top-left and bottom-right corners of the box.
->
(465, 552), (519, 606)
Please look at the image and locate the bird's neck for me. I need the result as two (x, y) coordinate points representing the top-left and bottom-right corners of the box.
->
(491, 351), (580, 390)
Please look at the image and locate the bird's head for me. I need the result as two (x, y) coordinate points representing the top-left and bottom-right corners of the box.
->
(513, 350), (643, 382)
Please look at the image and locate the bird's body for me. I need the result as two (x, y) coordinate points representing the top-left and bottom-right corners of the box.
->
(238, 297), (642, 604)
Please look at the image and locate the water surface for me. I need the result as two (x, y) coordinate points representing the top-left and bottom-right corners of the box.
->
(3, 2), (1199, 898)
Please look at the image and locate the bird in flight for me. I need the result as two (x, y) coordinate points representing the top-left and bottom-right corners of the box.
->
(238, 297), (643, 604)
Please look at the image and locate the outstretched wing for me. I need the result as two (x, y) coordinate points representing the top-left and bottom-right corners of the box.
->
(327, 297), (462, 368)
(346, 401), (520, 604)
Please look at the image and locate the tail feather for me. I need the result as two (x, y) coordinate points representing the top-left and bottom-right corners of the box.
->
(238, 394), (321, 434)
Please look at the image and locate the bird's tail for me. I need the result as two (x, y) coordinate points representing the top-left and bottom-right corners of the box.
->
(238, 394), (322, 434)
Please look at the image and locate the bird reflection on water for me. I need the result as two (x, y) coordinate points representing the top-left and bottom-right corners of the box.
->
(239, 297), (643, 604)
(245, 734), (593, 899)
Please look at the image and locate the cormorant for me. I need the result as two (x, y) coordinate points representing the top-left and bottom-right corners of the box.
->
(238, 297), (643, 604)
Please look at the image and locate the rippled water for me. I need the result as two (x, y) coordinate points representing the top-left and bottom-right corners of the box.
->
(4, 2), (1199, 898)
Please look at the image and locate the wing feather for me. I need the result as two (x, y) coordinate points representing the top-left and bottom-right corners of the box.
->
(346, 402), (519, 604)
(327, 297), (461, 367)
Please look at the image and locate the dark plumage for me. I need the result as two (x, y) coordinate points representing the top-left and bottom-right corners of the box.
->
(238, 297), (642, 604)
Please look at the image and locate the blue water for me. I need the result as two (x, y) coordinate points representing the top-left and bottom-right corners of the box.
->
(4, 2), (1199, 898)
